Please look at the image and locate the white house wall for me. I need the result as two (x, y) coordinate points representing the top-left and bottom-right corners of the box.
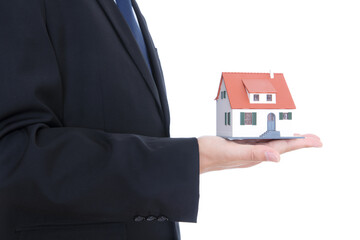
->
(232, 109), (295, 137)
(216, 80), (232, 137)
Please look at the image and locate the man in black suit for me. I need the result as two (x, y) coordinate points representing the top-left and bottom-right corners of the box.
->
(0, 0), (322, 239)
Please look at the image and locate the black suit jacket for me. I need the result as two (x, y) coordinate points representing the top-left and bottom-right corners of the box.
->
(0, 0), (199, 239)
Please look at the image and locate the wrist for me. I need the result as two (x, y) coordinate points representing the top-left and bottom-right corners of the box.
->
(197, 137), (213, 174)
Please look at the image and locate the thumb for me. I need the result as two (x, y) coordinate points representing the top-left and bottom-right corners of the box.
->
(246, 145), (280, 163)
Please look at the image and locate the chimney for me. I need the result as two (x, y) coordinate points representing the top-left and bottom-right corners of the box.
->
(269, 70), (274, 79)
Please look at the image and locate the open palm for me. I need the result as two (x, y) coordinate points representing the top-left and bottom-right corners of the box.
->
(198, 134), (322, 173)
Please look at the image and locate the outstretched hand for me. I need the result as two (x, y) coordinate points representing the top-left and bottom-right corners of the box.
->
(197, 134), (322, 174)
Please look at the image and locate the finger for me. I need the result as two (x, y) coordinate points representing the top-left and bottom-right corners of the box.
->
(203, 161), (261, 172)
(234, 162), (263, 168)
(228, 143), (280, 163)
(294, 133), (321, 141)
(265, 134), (322, 154)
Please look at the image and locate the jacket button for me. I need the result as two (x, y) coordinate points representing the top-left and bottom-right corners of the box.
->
(157, 216), (168, 222)
(134, 216), (145, 222)
(146, 216), (157, 221)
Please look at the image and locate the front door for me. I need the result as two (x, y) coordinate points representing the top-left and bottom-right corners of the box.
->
(267, 113), (276, 131)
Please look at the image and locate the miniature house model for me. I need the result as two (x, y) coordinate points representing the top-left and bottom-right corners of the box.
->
(215, 72), (301, 139)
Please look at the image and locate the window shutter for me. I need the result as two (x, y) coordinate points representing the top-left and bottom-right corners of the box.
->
(288, 112), (292, 120)
(252, 112), (257, 125)
(240, 112), (245, 125)
(228, 112), (231, 125)
(225, 112), (227, 125)
(280, 112), (284, 120)
(224, 91), (226, 98)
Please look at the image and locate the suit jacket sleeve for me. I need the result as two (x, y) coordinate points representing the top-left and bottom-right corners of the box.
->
(0, 0), (199, 226)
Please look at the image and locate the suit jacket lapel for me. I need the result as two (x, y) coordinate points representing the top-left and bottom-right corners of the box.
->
(96, 0), (162, 113)
(132, 0), (170, 136)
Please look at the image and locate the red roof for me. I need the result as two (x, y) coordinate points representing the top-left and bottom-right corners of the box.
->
(242, 79), (276, 93)
(215, 72), (296, 109)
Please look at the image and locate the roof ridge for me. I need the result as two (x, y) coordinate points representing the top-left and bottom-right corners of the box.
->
(222, 72), (271, 74)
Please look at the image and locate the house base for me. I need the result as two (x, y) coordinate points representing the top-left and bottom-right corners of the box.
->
(220, 136), (304, 140)
(218, 130), (304, 140)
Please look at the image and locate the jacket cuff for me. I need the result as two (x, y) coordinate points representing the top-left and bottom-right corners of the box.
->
(114, 136), (200, 223)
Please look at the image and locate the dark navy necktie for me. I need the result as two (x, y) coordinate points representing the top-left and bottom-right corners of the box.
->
(115, 0), (152, 71)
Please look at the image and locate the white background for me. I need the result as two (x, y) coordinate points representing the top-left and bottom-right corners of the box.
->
(137, 0), (360, 239)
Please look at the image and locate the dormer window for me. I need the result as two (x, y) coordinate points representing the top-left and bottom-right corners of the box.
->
(243, 79), (277, 104)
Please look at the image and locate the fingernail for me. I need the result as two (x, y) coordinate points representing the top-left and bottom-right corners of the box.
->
(265, 152), (279, 162)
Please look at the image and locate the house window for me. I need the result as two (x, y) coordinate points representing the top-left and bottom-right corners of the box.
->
(224, 91), (226, 99)
(240, 112), (257, 125)
(244, 113), (252, 125)
(280, 112), (292, 120)
(267, 94), (272, 101)
(253, 94), (259, 101)
(221, 91), (227, 99)
(225, 112), (231, 125)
